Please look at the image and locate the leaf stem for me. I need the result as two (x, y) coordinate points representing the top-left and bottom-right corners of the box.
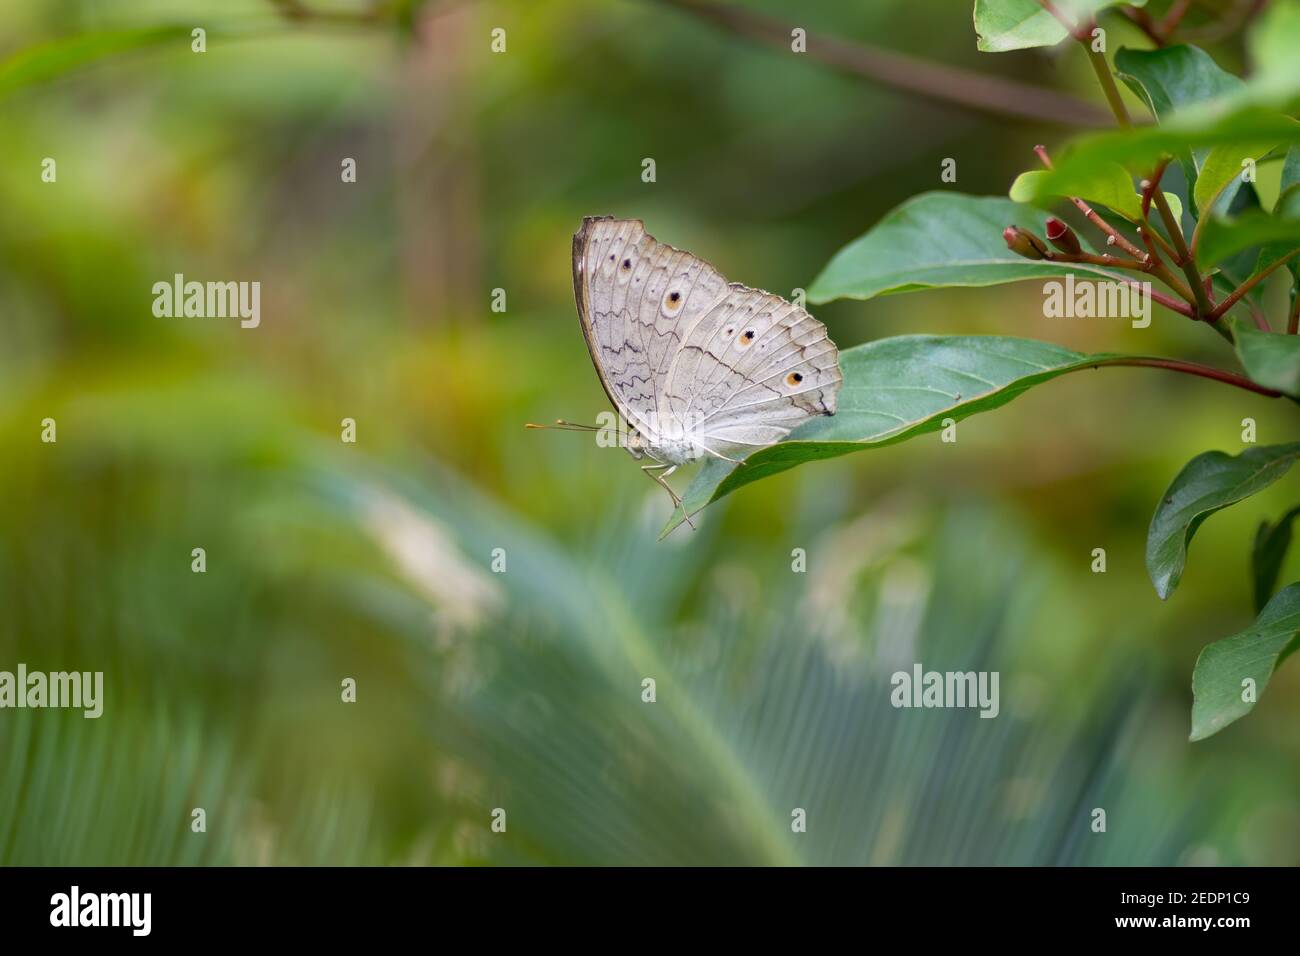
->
(1084, 44), (1133, 128)
(1036, 1), (1133, 127)
(1094, 357), (1283, 398)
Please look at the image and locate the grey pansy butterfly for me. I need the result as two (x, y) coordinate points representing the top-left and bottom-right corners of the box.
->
(543, 216), (842, 519)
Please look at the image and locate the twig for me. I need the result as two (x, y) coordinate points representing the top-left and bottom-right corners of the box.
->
(1145, 162), (1214, 317)
(1083, 42), (1132, 128)
(1033, 145), (1148, 261)
(1131, 172), (1199, 305)
(653, 0), (1111, 127)
(1037, 0), (1133, 127)
(1211, 250), (1300, 320)
(1118, 5), (1165, 46)
(1159, 0), (1193, 39)
(1136, 222), (1177, 263)
(1119, 279), (1195, 317)
(1043, 249), (1154, 272)
(269, 0), (388, 23)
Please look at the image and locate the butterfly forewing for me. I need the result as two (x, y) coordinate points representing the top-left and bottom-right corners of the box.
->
(573, 217), (841, 461)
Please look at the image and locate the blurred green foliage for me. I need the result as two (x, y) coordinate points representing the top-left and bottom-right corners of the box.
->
(1, 0), (1297, 864)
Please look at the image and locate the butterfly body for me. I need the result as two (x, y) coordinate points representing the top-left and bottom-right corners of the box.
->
(569, 216), (843, 515)
(623, 428), (696, 466)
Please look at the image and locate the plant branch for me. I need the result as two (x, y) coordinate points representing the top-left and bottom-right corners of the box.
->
(1137, 221), (1178, 263)
(269, 0), (388, 23)
(1094, 357), (1284, 398)
(1159, 0), (1194, 39)
(1034, 145), (1150, 262)
(653, 0), (1111, 127)
(1211, 250), (1300, 320)
(1041, 249), (1150, 271)
(1119, 5), (1165, 46)
(1084, 44), (1132, 128)
(1037, 1), (1133, 127)
(1146, 163), (1214, 317)
(1130, 170), (1203, 307)
(1120, 278), (1195, 317)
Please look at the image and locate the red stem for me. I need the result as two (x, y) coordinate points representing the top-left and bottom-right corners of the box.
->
(1094, 357), (1283, 398)
(1159, 0), (1193, 38)
(1211, 250), (1300, 321)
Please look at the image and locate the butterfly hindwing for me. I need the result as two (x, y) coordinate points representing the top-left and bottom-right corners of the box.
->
(680, 288), (840, 452)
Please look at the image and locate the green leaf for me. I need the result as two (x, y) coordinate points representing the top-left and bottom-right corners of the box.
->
(1195, 210), (1300, 270)
(1169, 1), (1300, 123)
(1231, 322), (1300, 397)
(1189, 583), (1300, 741)
(1193, 141), (1278, 216)
(1115, 45), (1244, 122)
(1030, 112), (1300, 205)
(661, 336), (1144, 537)
(1010, 164), (1141, 220)
(1115, 44), (1245, 210)
(973, 0), (1143, 52)
(974, 0), (1068, 52)
(808, 193), (1129, 304)
(1241, 0), (1300, 108)
(1147, 443), (1300, 600)
(1256, 148), (1300, 283)
(1212, 184), (1282, 305)
(0, 27), (189, 99)
(1252, 507), (1300, 612)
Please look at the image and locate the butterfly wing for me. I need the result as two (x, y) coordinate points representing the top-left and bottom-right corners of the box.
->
(666, 284), (841, 457)
(573, 217), (730, 439)
(574, 216), (840, 458)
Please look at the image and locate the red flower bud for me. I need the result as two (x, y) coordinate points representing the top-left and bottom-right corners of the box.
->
(1044, 217), (1083, 255)
(1003, 225), (1049, 260)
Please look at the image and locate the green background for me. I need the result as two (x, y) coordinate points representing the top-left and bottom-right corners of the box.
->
(1, 0), (1296, 865)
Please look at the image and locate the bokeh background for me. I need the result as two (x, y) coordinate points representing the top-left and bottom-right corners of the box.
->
(1, 0), (1297, 865)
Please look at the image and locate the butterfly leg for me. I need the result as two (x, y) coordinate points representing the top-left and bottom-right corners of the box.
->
(642, 462), (695, 529)
(694, 440), (745, 466)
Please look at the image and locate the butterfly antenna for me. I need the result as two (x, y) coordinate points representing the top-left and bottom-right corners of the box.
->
(525, 419), (600, 432)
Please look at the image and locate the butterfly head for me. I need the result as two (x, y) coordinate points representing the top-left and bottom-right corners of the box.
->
(623, 427), (649, 461)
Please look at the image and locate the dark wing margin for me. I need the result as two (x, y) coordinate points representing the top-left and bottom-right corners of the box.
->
(572, 215), (623, 413)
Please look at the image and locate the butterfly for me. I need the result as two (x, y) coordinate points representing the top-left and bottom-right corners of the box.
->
(532, 217), (842, 522)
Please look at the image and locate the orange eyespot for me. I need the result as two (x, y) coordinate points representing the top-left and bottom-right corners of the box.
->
(738, 329), (756, 346)
(786, 371), (804, 386)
